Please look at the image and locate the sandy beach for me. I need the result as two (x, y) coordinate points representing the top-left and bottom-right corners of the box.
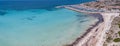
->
(67, 13), (103, 46)
(63, 4), (120, 46)
(72, 13), (120, 46)
(60, 0), (120, 46)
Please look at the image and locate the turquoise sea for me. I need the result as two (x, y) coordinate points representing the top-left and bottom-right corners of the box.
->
(0, 0), (97, 46)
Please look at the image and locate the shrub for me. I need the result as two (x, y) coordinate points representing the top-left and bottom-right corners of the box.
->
(118, 31), (120, 36)
(113, 38), (120, 42)
(106, 37), (112, 42)
(118, 24), (120, 28)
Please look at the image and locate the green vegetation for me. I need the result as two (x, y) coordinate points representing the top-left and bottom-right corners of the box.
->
(106, 37), (112, 42)
(112, 4), (120, 6)
(118, 24), (120, 28)
(113, 38), (120, 42)
(118, 31), (120, 36)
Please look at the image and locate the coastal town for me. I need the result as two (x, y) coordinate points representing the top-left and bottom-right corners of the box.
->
(59, 0), (120, 46)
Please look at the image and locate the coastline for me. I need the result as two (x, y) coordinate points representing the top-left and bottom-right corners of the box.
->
(76, 13), (119, 46)
(59, 0), (120, 46)
(66, 13), (104, 46)
(63, 12), (120, 46)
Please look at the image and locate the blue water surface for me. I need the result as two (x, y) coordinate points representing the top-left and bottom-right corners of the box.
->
(0, 0), (97, 46)
(0, 0), (95, 10)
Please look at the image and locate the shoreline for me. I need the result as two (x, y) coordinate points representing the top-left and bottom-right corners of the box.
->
(66, 13), (104, 46)
(61, 0), (120, 46)
(76, 13), (119, 46)
(65, 12), (120, 46)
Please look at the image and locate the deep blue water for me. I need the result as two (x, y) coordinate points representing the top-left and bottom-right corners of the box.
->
(0, 0), (95, 10)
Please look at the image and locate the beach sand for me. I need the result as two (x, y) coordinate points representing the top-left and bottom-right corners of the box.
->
(71, 13), (120, 46)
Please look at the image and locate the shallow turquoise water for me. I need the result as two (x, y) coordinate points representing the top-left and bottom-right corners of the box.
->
(0, 8), (97, 46)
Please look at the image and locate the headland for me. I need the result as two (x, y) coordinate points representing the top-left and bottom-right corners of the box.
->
(57, 0), (120, 46)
